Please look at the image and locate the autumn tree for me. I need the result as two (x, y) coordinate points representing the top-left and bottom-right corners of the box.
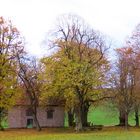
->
(125, 24), (140, 126)
(41, 14), (109, 131)
(111, 47), (137, 128)
(17, 56), (42, 131)
(133, 67), (140, 127)
(0, 17), (24, 130)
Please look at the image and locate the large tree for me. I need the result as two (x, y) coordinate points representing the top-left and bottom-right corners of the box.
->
(0, 17), (24, 130)
(41, 14), (109, 131)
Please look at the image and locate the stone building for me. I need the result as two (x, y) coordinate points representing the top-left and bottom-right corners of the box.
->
(8, 94), (65, 128)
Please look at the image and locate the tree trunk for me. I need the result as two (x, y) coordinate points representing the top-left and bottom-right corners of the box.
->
(0, 108), (4, 131)
(125, 112), (128, 130)
(32, 105), (41, 131)
(75, 106), (83, 132)
(0, 122), (4, 131)
(0, 116), (3, 131)
(119, 109), (126, 126)
(135, 106), (139, 127)
(29, 93), (41, 131)
(32, 113), (41, 131)
(81, 104), (89, 127)
(81, 111), (88, 126)
(68, 110), (74, 127)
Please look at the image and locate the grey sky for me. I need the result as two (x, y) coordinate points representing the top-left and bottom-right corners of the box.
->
(1, 0), (140, 56)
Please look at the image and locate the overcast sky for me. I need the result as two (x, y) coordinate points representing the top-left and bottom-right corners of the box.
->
(1, 0), (140, 56)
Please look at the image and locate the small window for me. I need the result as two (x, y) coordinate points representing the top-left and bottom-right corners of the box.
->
(26, 108), (33, 116)
(47, 109), (54, 119)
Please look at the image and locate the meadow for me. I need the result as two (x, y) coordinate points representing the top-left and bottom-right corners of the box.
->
(88, 105), (136, 126)
(1, 127), (140, 140)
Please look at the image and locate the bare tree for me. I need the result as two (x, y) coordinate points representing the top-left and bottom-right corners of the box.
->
(125, 24), (140, 127)
(17, 56), (42, 131)
(111, 47), (137, 129)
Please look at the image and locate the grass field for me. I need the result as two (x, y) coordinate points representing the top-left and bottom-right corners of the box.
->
(88, 106), (136, 126)
(1, 127), (140, 140)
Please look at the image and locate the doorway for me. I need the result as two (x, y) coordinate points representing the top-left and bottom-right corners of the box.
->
(27, 118), (33, 128)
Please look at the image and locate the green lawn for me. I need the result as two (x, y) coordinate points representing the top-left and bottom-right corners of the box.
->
(88, 106), (119, 126)
(88, 106), (136, 126)
(1, 127), (140, 140)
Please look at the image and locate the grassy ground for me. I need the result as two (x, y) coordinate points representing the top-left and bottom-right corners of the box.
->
(1, 127), (140, 140)
(88, 106), (119, 126)
(88, 106), (136, 126)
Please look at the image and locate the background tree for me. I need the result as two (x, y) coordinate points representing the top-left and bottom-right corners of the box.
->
(0, 17), (24, 130)
(125, 24), (140, 127)
(41, 14), (110, 131)
(111, 47), (137, 128)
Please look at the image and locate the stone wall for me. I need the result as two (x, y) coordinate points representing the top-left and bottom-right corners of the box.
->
(8, 106), (65, 128)
(39, 106), (64, 127)
(8, 106), (26, 128)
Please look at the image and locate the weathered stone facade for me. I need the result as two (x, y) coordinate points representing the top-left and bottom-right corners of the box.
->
(8, 106), (64, 128)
